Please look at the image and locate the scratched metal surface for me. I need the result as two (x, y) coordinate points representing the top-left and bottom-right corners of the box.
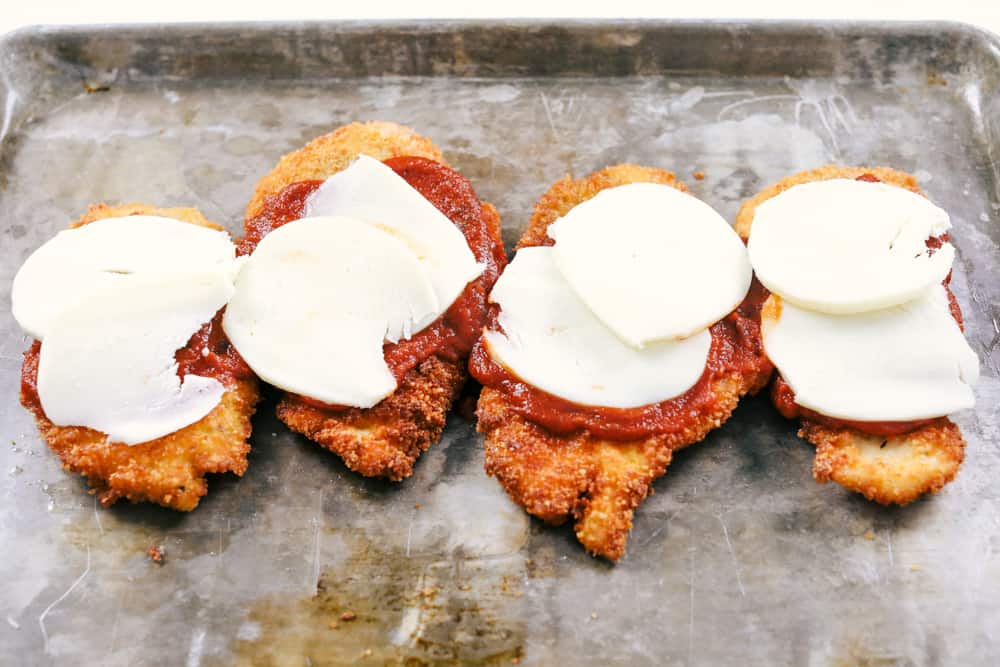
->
(0, 20), (998, 667)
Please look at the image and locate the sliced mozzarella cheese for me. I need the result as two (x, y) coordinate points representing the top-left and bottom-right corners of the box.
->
(12, 215), (236, 340)
(37, 271), (233, 445)
(222, 216), (440, 408)
(546, 182), (751, 348)
(304, 154), (483, 312)
(748, 179), (955, 314)
(761, 286), (979, 422)
(483, 246), (711, 409)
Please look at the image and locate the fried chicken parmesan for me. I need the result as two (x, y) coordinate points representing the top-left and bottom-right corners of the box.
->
(19, 203), (260, 511)
(473, 165), (772, 561)
(243, 121), (505, 481)
(736, 165), (967, 505)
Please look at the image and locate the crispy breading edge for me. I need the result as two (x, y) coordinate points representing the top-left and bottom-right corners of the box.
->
(478, 164), (771, 561)
(21, 202), (260, 512)
(250, 121), (500, 481)
(735, 164), (966, 505)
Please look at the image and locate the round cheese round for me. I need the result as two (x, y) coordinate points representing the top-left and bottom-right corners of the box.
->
(483, 247), (711, 409)
(761, 287), (979, 422)
(547, 182), (752, 348)
(12, 215), (236, 340)
(37, 271), (233, 445)
(222, 216), (440, 408)
(304, 154), (483, 313)
(748, 179), (955, 314)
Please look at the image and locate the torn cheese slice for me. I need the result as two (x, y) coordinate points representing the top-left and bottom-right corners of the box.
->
(37, 271), (234, 445)
(761, 286), (979, 422)
(483, 246), (711, 409)
(304, 154), (483, 312)
(222, 216), (439, 408)
(547, 182), (751, 348)
(748, 179), (955, 314)
(12, 215), (236, 340)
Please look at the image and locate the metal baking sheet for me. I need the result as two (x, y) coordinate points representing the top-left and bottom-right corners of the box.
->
(1, 20), (998, 666)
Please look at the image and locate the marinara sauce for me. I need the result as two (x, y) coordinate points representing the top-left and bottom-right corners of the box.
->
(241, 156), (506, 410)
(767, 172), (963, 437)
(468, 256), (773, 441)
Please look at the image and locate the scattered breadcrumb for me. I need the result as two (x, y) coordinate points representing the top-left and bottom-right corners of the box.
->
(147, 545), (165, 564)
(421, 587), (436, 598)
(926, 72), (947, 86)
(864, 531), (875, 541)
(693, 170), (706, 180)
(910, 565), (923, 571)
(362, 649), (373, 657)
(590, 612), (598, 620)
(340, 611), (357, 622)
(328, 621), (339, 630)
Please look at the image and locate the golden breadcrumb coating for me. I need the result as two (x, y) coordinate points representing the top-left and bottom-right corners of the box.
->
(805, 420), (964, 505)
(20, 203), (260, 511)
(247, 121), (501, 480)
(478, 164), (770, 561)
(735, 164), (966, 505)
(278, 357), (465, 482)
(246, 121), (445, 220)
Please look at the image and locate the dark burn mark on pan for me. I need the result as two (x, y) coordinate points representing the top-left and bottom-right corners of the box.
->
(218, 536), (526, 667)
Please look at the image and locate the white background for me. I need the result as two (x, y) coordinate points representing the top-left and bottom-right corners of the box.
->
(2, 0), (1000, 36)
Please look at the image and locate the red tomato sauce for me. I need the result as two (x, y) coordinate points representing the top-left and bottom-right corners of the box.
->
(241, 156), (506, 410)
(766, 172), (964, 436)
(469, 273), (773, 441)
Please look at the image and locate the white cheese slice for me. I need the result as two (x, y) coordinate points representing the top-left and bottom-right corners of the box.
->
(547, 182), (752, 348)
(747, 179), (955, 314)
(222, 216), (440, 408)
(483, 246), (712, 409)
(12, 215), (236, 340)
(37, 271), (234, 445)
(761, 286), (978, 422)
(304, 154), (483, 313)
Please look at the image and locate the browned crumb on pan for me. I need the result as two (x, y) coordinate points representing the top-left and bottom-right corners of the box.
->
(147, 545), (165, 564)
(277, 356), (466, 482)
(20, 203), (260, 512)
(735, 165), (966, 506)
(479, 164), (769, 561)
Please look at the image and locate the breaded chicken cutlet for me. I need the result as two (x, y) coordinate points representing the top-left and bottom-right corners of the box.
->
(474, 165), (773, 561)
(19, 203), (260, 511)
(243, 121), (505, 480)
(735, 165), (967, 505)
